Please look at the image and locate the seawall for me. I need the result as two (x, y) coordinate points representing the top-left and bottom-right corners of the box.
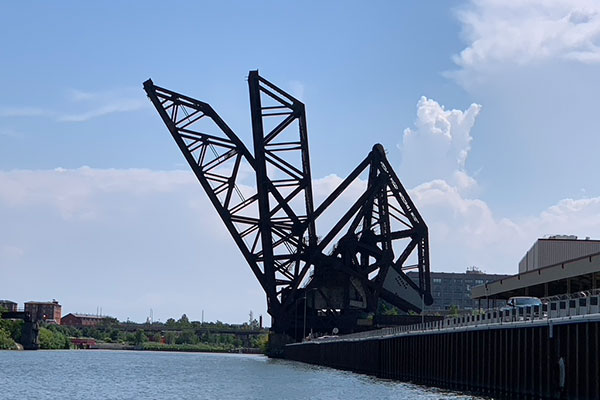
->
(284, 317), (600, 399)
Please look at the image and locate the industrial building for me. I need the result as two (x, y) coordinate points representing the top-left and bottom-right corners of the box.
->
(519, 235), (600, 273)
(408, 268), (510, 313)
(0, 300), (17, 312)
(472, 235), (600, 303)
(24, 300), (62, 324)
(61, 313), (107, 327)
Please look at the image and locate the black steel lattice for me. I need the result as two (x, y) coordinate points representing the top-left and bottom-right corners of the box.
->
(144, 71), (432, 339)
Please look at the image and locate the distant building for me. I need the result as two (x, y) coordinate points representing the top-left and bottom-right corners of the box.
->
(70, 338), (97, 349)
(24, 300), (62, 323)
(519, 235), (600, 273)
(408, 268), (511, 313)
(61, 313), (107, 327)
(0, 300), (17, 312)
(473, 236), (600, 301)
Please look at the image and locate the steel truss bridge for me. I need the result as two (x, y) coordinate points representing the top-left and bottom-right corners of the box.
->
(144, 71), (432, 341)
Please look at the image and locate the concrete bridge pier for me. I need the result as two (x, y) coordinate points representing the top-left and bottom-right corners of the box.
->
(267, 332), (295, 357)
(21, 320), (40, 350)
(1, 311), (40, 350)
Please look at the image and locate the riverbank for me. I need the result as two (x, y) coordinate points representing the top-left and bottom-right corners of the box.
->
(81, 341), (263, 354)
(139, 342), (262, 354)
(0, 339), (264, 354)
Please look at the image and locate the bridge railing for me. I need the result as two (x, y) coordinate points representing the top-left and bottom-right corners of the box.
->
(311, 293), (600, 343)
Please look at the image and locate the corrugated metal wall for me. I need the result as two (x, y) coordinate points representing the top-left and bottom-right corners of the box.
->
(519, 240), (600, 273)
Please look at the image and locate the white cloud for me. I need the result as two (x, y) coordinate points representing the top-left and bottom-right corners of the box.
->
(396, 96), (525, 271)
(399, 96), (481, 191)
(58, 87), (149, 122)
(0, 87), (148, 124)
(0, 167), (265, 323)
(58, 99), (148, 122)
(0, 167), (196, 220)
(395, 95), (600, 273)
(451, 0), (600, 83)
(410, 179), (600, 273)
(2, 159), (600, 321)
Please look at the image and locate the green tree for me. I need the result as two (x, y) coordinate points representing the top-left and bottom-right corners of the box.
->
(254, 334), (268, 353)
(178, 314), (190, 327)
(449, 304), (460, 317)
(164, 331), (176, 344)
(109, 329), (121, 342)
(0, 328), (16, 349)
(133, 330), (148, 345)
(165, 318), (177, 328)
(125, 332), (136, 344)
(0, 319), (23, 343)
(39, 327), (69, 349)
(176, 329), (198, 345)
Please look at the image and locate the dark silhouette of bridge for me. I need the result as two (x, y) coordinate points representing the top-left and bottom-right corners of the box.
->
(1, 311), (39, 350)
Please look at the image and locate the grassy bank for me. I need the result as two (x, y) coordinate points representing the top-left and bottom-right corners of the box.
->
(141, 342), (235, 353)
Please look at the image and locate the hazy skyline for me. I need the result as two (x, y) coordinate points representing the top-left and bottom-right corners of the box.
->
(2, 1), (600, 324)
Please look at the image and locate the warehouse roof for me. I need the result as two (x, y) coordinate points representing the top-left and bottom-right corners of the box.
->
(472, 251), (600, 300)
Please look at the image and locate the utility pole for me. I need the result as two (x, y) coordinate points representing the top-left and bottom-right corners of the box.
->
(421, 294), (425, 325)
(303, 292), (307, 340)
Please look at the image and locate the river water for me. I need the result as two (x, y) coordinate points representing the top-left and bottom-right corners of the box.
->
(0, 350), (486, 399)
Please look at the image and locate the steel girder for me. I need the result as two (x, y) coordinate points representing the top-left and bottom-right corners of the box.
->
(144, 71), (432, 338)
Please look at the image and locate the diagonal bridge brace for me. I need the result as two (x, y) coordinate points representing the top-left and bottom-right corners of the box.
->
(144, 71), (432, 338)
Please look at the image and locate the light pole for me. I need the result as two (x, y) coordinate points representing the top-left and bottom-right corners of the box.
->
(303, 288), (316, 340)
(421, 294), (425, 324)
(303, 290), (308, 340)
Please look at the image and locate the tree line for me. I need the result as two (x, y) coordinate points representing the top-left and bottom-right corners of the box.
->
(0, 308), (267, 352)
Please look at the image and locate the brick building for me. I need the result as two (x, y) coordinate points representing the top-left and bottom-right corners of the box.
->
(61, 313), (107, 327)
(24, 300), (62, 323)
(0, 300), (18, 312)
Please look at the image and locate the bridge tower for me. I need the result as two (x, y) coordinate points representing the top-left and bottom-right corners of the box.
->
(144, 71), (432, 344)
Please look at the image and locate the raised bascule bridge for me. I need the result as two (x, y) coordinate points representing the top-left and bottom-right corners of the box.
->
(143, 71), (433, 346)
(144, 72), (600, 399)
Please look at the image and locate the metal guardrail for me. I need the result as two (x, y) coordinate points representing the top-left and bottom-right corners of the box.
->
(309, 294), (600, 343)
(541, 288), (600, 303)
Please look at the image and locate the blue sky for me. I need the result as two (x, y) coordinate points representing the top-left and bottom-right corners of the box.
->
(2, 1), (600, 323)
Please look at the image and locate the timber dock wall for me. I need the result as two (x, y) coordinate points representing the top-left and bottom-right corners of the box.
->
(284, 318), (600, 399)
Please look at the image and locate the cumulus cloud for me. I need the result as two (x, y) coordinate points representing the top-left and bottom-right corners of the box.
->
(0, 167), (266, 323)
(2, 160), (600, 322)
(451, 0), (600, 83)
(396, 95), (528, 271)
(396, 95), (600, 273)
(411, 179), (600, 273)
(0, 167), (196, 220)
(399, 96), (481, 191)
